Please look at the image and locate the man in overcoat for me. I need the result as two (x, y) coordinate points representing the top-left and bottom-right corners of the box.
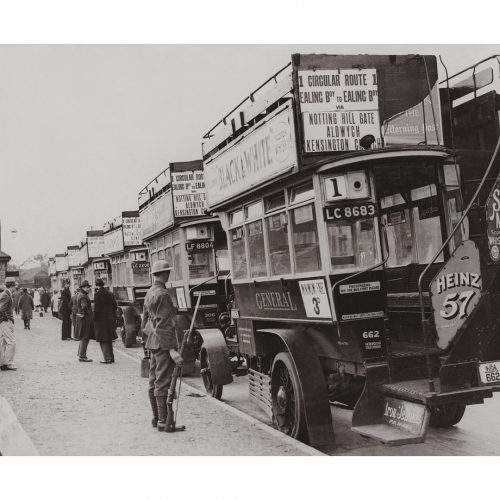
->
(71, 286), (80, 340)
(12, 286), (21, 316)
(0, 277), (17, 370)
(142, 259), (183, 431)
(93, 278), (117, 363)
(18, 288), (34, 330)
(75, 280), (95, 362)
(59, 280), (72, 340)
(41, 288), (51, 313)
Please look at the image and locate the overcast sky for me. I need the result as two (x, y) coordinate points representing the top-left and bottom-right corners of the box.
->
(1, 44), (499, 265)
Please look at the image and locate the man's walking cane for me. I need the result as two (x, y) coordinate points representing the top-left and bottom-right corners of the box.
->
(165, 290), (203, 433)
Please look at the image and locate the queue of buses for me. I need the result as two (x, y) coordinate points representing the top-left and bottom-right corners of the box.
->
(49, 53), (500, 449)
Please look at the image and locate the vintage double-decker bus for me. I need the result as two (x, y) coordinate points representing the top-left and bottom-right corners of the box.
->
(201, 53), (500, 448)
(103, 211), (148, 347)
(138, 160), (237, 390)
(79, 230), (110, 301)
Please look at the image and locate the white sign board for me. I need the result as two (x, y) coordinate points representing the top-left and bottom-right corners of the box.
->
(140, 192), (174, 239)
(104, 227), (124, 255)
(205, 104), (297, 208)
(88, 235), (105, 258)
(298, 279), (334, 319)
(298, 69), (381, 152)
(176, 287), (187, 309)
(78, 244), (88, 265)
(123, 217), (142, 246)
(55, 255), (68, 272)
(339, 281), (381, 294)
(67, 248), (80, 267)
(172, 170), (207, 217)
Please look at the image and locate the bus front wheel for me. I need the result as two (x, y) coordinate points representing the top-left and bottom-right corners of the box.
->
(270, 352), (307, 441)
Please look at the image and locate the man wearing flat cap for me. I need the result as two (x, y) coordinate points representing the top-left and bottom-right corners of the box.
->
(93, 278), (117, 363)
(75, 280), (95, 362)
(0, 277), (17, 371)
(142, 259), (183, 432)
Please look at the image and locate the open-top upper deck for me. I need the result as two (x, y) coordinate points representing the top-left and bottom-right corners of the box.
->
(202, 53), (445, 211)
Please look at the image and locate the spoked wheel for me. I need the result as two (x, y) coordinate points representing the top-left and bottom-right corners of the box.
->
(270, 352), (306, 441)
(429, 403), (466, 428)
(200, 348), (223, 400)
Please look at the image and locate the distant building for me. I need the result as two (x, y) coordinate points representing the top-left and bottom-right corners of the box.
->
(34, 270), (51, 289)
(0, 250), (12, 283)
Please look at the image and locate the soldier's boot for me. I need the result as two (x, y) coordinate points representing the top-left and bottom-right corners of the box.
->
(149, 389), (159, 428)
(156, 396), (168, 432)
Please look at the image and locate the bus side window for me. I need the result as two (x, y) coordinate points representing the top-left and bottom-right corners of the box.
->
(266, 212), (291, 275)
(230, 226), (247, 279)
(247, 220), (267, 277)
(291, 204), (321, 273)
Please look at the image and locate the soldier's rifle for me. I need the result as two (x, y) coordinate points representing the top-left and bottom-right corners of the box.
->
(165, 272), (219, 432)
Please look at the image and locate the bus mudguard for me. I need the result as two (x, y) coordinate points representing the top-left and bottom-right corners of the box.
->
(257, 328), (335, 448)
(196, 328), (233, 386)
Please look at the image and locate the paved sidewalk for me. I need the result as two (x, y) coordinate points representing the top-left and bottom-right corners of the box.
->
(0, 315), (317, 455)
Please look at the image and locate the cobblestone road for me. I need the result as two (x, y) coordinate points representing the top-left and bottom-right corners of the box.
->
(0, 314), (316, 456)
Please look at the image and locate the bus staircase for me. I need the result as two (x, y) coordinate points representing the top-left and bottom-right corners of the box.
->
(351, 138), (500, 445)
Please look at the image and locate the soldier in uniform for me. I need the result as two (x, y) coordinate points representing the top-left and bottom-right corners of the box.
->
(75, 280), (95, 362)
(141, 260), (183, 431)
(0, 277), (17, 371)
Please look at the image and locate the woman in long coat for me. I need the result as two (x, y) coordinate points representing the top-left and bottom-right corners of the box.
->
(75, 281), (95, 362)
(93, 278), (117, 363)
(41, 289), (51, 312)
(18, 289), (34, 330)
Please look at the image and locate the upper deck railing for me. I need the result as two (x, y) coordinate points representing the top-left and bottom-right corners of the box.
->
(202, 62), (293, 158)
(138, 166), (171, 210)
(440, 55), (500, 108)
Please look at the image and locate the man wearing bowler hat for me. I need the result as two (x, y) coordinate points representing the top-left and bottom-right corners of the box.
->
(75, 280), (95, 362)
(0, 277), (17, 371)
(93, 277), (117, 363)
(142, 259), (183, 432)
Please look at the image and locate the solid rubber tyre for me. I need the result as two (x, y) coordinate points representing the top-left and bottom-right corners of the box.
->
(200, 348), (223, 400)
(429, 403), (466, 428)
(121, 307), (138, 348)
(270, 352), (307, 441)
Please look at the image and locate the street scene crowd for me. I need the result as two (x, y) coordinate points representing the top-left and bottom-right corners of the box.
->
(1, 259), (185, 433)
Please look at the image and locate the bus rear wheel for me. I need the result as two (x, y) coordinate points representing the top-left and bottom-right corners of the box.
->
(200, 348), (223, 400)
(429, 403), (466, 428)
(270, 352), (306, 441)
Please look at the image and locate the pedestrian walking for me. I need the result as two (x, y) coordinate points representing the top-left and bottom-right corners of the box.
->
(33, 288), (41, 312)
(59, 280), (72, 340)
(75, 280), (95, 362)
(0, 277), (17, 371)
(41, 288), (50, 313)
(71, 287), (80, 340)
(12, 285), (21, 316)
(50, 290), (60, 318)
(93, 278), (117, 363)
(19, 288), (34, 330)
(141, 260), (183, 432)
